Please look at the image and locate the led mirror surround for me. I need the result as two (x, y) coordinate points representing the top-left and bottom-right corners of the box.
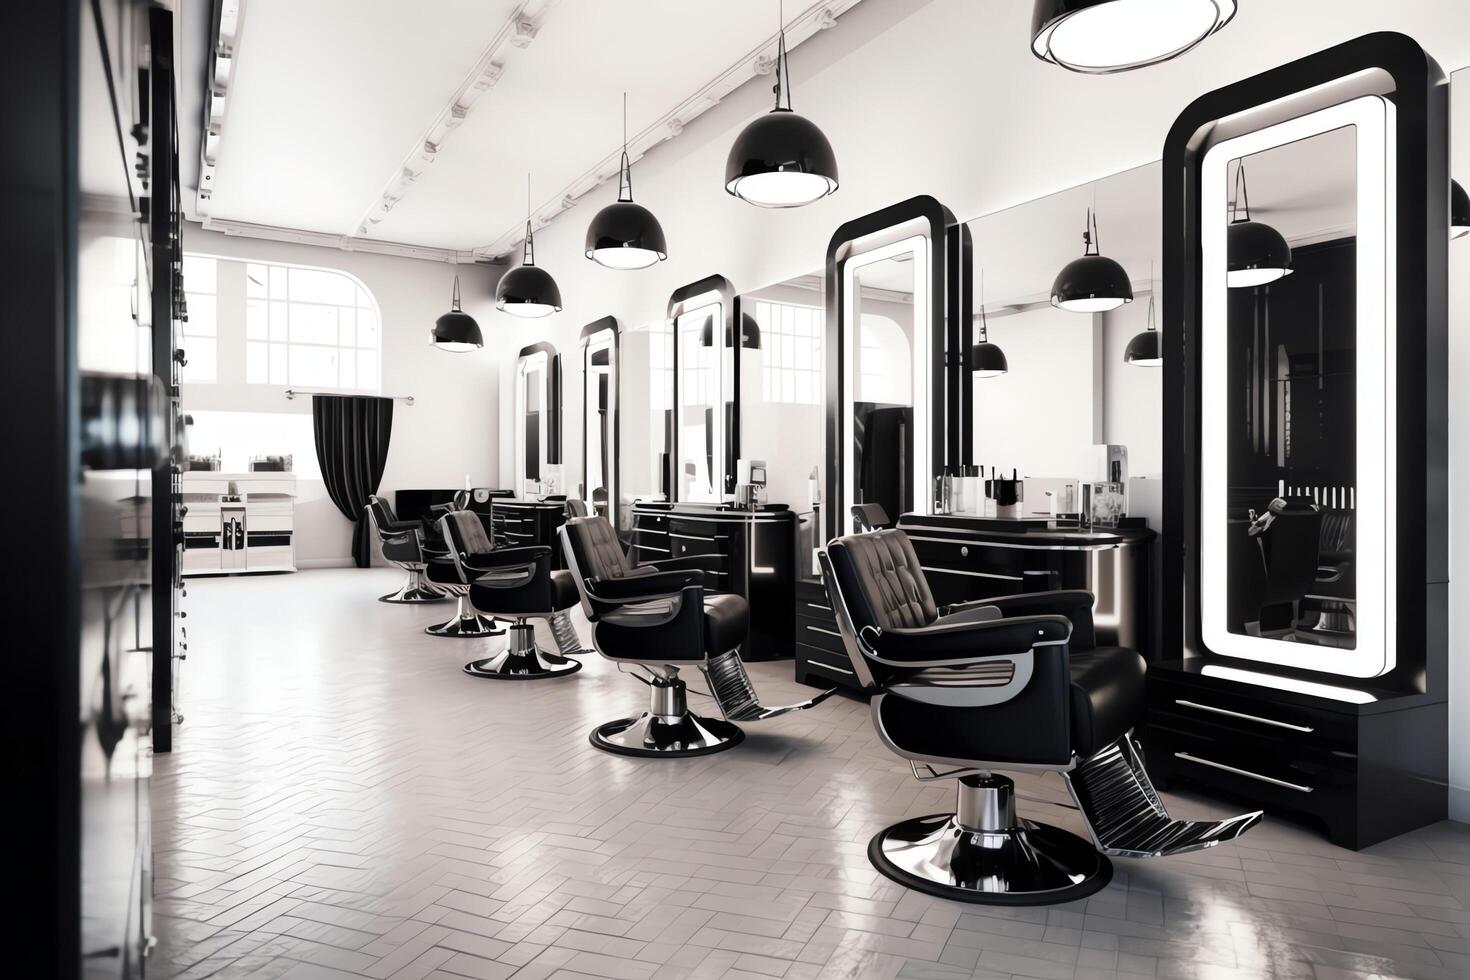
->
(1031, 0), (1237, 74)
(1452, 179), (1470, 240)
(1199, 95), (1395, 679)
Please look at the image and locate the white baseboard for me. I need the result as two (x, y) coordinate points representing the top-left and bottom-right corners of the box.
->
(297, 557), (357, 570)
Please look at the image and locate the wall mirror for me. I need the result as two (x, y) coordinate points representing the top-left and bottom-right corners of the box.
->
(1166, 34), (1448, 682)
(669, 276), (739, 503)
(825, 197), (959, 539)
(579, 318), (619, 529)
(514, 342), (561, 498)
(618, 318), (673, 517)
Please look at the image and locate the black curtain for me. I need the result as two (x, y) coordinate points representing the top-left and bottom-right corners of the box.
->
(312, 395), (394, 567)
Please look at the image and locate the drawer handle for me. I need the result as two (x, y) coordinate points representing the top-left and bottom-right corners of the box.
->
(1175, 700), (1314, 733)
(808, 659), (854, 676)
(806, 602), (832, 612)
(634, 544), (670, 553)
(920, 565), (1024, 582)
(805, 625), (842, 638)
(669, 532), (725, 542)
(1174, 752), (1313, 793)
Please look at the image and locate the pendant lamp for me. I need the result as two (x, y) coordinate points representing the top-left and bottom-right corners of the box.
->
(431, 275), (483, 352)
(1052, 208), (1132, 313)
(586, 94), (668, 269)
(1452, 179), (1469, 240)
(496, 175), (563, 318)
(969, 269), (1008, 378)
(1124, 262), (1162, 366)
(725, 0), (838, 208)
(1031, 0), (1237, 74)
(697, 312), (762, 350)
(1227, 162), (1292, 288)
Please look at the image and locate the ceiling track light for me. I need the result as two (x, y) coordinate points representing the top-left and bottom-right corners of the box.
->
(724, 0), (838, 208)
(1124, 261), (1162, 366)
(432, 275), (484, 352)
(586, 93), (668, 270)
(496, 174), (563, 318)
(1452, 179), (1469, 240)
(970, 268), (1008, 378)
(1031, 0), (1238, 74)
(1227, 161), (1292, 288)
(1052, 206), (1133, 313)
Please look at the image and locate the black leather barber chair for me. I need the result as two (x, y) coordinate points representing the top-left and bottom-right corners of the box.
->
(1304, 508), (1356, 637)
(441, 509), (582, 680)
(850, 503), (895, 532)
(821, 528), (1260, 905)
(1247, 496), (1325, 635)
(423, 500), (503, 639)
(561, 515), (832, 757)
(366, 495), (450, 603)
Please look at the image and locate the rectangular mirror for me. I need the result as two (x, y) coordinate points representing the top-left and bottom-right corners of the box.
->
(676, 302), (722, 502)
(740, 275), (824, 512)
(580, 318), (618, 528)
(618, 319), (673, 519)
(514, 342), (559, 497)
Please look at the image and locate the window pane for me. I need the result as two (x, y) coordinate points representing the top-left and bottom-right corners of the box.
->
(246, 340), (267, 383)
(269, 342), (287, 384)
(182, 255), (217, 294)
(246, 264), (267, 298)
(339, 352), (356, 390)
(356, 308), (378, 348)
(289, 266), (356, 306)
(269, 301), (288, 341)
(289, 345), (338, 387)
(184, 293), (216, 336)
(290, 303), (337, 346)
(246, 299), (266, 340)
(180, 337), (216, 383)
(357, 349), (378, 390)
(338, 307), (356, 348)
(269, 264), (287, 296)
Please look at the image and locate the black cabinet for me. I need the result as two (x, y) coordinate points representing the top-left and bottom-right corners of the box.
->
(496, 501), (569, 567)
(794, 579), (860, 691)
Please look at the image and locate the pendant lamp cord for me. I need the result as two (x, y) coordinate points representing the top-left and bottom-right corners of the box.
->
(1232, 162), (1251, 223)
(1147, 260), (1157, 333)
(452, 274), (462, 312)
(978, 267), (989, 343)
(523, 173), (535, 266)
(1083, 208), (1101, 256)
(773, 0), (792, 111)
(618, 91), (634, 203)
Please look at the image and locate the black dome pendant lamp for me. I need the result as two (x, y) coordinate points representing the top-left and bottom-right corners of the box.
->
(431, 275), (483, 352)
(1052, 207), (1132, 313)
(1124, 262), (1162, 366)
(496, 174), (563, 318)
(1451, 179), (1469, 240)
(1227, 161), (1292, 288)
(969, 269), (1008, 378)
(586, 94), (667, 269)
(725, 0), (838, 209)
(1031, 0), (1237, 74)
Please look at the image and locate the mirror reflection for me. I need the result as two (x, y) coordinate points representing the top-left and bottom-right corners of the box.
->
(514, 344), (559, 497)
(582, 323), (617, 527)
(850, 253), (917, 527)
(677, 302), (723, 501)
(617, 319), (673, 523)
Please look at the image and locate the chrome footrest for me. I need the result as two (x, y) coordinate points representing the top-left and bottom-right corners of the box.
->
(1063, 737), (1262, 858)
(701, 650), (837, 722)
(548, 610), (589, 656)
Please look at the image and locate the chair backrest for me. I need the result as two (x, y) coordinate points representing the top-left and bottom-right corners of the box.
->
(1256, 497), (1324, 608)
(565, 498), (589, 518)
(366, 495), (396, 540)
(559, 515), (634, 618)
(441, 509), (494, 557)
(850, 503), (894, 533)
(828, 528), (938, 632)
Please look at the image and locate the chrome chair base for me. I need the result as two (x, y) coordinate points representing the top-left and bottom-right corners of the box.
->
(590, 667), (744, 757)
(463, 623), (580, 680)
(868, 813), (1111, 907)
(379, 568), (450, 604)
(590, 711), (744, 758)
(425, 595), (503, 638)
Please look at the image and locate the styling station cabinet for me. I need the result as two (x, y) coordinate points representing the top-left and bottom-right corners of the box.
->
(1144, 35), (1449, 849)
(180, 470), (297, 575)
(631, 502), (796, 662)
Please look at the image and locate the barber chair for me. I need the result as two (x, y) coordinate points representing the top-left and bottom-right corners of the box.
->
(366, 495), (450, 603)
(1304, 508), (1356, 637)
(423, 498), (503, 638)
(821, 528), (1260, 905)
(561, 515), (833, 757)
(1247, 496), (1325, 635)
(565, 498), (590, 518)
(850, 503), (895, 532)
(441, 510), (582, 680)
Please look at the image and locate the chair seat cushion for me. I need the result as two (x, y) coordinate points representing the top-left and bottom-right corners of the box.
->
(1068, 646), (1147, 759)
(702, 593), (748, 655)
(425, 556), (461, 586)
(550, 570), (580, 612)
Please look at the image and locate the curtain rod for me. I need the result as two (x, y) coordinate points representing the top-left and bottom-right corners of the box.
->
(284, 388), (414, 406)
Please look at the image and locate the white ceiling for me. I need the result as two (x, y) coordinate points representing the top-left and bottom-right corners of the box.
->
(197, 0), (858, 257)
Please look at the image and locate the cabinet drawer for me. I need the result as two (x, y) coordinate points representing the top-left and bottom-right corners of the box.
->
(796, 620), (845, 654)
(1144, 722), (1353, 805)
(796, 642), (858, 681)
(247, 513), (293, 533)
(1148, 676), (1356, 751)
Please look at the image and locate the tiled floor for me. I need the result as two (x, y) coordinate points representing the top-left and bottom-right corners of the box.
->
(154, 568), (1470, 980)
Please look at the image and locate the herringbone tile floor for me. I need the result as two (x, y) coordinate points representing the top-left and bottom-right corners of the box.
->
(153, 569), (1470, 980)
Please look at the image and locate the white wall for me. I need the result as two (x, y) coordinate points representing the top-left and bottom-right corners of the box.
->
(1447, 69), (1470, 820)
(1101, 298), (1164, 478)
(182, 222), (503, 566)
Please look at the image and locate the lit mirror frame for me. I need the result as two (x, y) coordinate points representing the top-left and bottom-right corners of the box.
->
(825, 196), (965, 540)
(579, 317), (620, 530)
(1163, 33), (1449, 684)
(667, 276), (740, 502)
(514, 342), (561, 497)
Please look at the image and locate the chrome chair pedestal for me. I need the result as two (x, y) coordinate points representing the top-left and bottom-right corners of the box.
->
(463, 622), (580, 680)
(868, 774), (1112, 906)
(425, 594), (503, 638)
(590, 668), (744, 757)
(379, 567), (450, 604)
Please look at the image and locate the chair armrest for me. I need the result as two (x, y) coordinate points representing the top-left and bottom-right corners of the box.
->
(642, 554), (715, 574)
(588, 569), (704, 603)
(934, 601), (1004, 627)
(861, 614), (1071, 668)
(984, 590), (1096, 649)
(377, 518), (420, 534)
(459, 545), (551, 574)
(600, 585), (701, 629)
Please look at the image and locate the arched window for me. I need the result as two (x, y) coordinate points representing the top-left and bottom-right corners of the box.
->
(242, 260), (381, 392)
